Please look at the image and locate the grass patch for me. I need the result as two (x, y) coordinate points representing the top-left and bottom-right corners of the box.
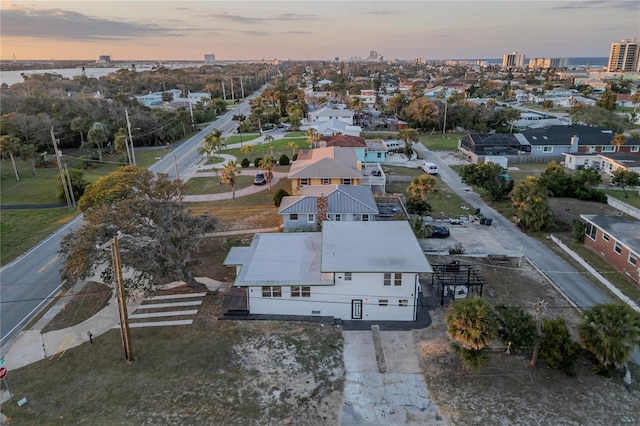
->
(41, 281), (112, 333)
(420, 132), (464, 150)
(283, 132), (305, 138)
(224, 134), (261, 145)
(600, 188), (640, 208)
(1, 208), (79, 266)
(184, 175), (256, 195)
(224, 139), (308, 161)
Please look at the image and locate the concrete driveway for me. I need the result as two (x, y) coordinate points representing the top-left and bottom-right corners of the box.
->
(340, 328), (445, 425)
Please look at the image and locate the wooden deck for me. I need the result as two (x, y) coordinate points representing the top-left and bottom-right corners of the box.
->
(219, 287), (249, 318)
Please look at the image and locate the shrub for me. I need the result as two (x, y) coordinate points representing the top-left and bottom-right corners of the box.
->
(448, 243), (465, 255)
(540, 317), (579, 376)
(406, 197), (432, 215)
(274, 188), (289, 207)
(240, 158), (250, 168)
(279, 154), (290, 166)
(495, 306), (537, 355)
(254, 157), (262, 168)
(571, 219), (586, 242)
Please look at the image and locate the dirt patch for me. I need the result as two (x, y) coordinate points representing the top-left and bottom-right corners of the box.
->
(417, 255), (640, 424)
(41, 281), (112, 333)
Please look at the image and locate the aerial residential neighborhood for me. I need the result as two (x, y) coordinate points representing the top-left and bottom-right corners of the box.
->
(1, 1), (640, 424)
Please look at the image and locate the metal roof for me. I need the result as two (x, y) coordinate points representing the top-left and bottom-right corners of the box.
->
(230, 233), (332, 287)
(288, 147), (361, 179)
(321, 221), (432, 273)
(279, 185), (379, 215)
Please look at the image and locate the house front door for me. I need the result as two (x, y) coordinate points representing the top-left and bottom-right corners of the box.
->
(351, 299), (363, 319)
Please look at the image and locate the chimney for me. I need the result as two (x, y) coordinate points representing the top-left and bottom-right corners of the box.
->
(570, 135), (579, 153)
(316, 194), (328, 230)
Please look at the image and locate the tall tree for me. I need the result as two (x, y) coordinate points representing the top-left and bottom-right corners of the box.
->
(20, 142), (38, 176)
(398, 128), (419, 145)
(578, 303), (640, 388)
(70, 116), (92, 145)
(446, 296), (497, 371)
(199, 129), (224, 160)
(0, 135), (21, 181)
(61, 166), (216, 291)
(306, 128), (321, 149)
(220, 160), (241, 200)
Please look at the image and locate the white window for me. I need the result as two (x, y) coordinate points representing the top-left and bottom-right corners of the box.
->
(377, 152), (382, 158)
(362, 214), (369, 221)
(262, 286), (282, 298)
(322, 178), (330, 185)
(334, 214), (341, 221)
(379, 299), (388, 307)
(383, 273), (391, 286)
(290, 214), (298, 221)
(602, 146), (615, 152)
(614, 242), (622, 254)
(399, 299), (409, 307)
(343, 178), (352, 185)
(631, 146), (639, 152)
(299, 178), (309, 186)
(602, 233), (609, 242)
(542, 146), (553, 153)
(629, 253), (638, 266)
(344, 272), (352, 281)
(291, 286), (311, 297)
(307, 214), (314, 223)
(394, 273), (402, 286)
(585, 222), (597, 240)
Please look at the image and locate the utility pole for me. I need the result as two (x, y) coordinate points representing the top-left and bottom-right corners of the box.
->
(51, 127), (73, 211)
(222, 80), (226, 101)
(442, 98), (448, 136)
(240, 76), (245, 99)
(111, 236), (134, 362)
(125, 108), (136, 166)
(230, 78), (235, 103)
(173, 156), (180, 194)
(64, 164), (77, 208)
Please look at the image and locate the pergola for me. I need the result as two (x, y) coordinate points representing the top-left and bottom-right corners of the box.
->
(431, 261), (485, 306)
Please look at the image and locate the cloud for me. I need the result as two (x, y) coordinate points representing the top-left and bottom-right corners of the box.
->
(549, 0), (638, 11)
(0, 5), (177, 41)
(211, 11), (316, 24)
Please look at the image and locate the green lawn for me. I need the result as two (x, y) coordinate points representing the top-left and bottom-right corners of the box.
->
(224, 134), (260, 145)
(600, 188), (640, 208)
(184, 175), (256, 195)
(420, 133), (464, 150)
(283, 132), (305, 138)
(223, 138), (308, 161)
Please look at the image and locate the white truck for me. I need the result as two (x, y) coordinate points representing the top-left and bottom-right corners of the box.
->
(420, 162), (439, 175)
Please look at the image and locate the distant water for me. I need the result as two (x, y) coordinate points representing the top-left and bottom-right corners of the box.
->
(474, 57), (608, 67)
(0, 67), (127, 86)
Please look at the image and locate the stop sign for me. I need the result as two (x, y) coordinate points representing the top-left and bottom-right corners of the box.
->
(0, 367), (7, 380)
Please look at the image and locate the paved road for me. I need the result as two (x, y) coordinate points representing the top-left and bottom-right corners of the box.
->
(413, 143), (639, 363)
(0, 86), (266, 345)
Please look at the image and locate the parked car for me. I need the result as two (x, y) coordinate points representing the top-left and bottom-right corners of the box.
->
(253, 172), (267, 185)
(420, 162), (439, 175)
(428, 225), (450, 238)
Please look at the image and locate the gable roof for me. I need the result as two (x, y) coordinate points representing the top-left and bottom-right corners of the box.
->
(321, 134), (367, 148)
(288, 147), (361, 179)
(278, 185), (379, 215)
(321, 221), (432, 273)
(521, 125), (640, 146)
(309, 106), (355, 118)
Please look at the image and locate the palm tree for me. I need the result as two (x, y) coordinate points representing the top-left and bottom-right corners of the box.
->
(240, 145), (253, 156)
(503, 108), (521, 133)
(511, 176), (553, 231)
(407, 174), (437, 201)
(398, 128), (419, 145)
(306, 128), (321, 149)
(259, 155), (276, 190)
(0, 135), (21, 181)
(578, 303), (640, 388)
(199, 129), (224, 160)
(263, 134), (275, 144)
(20, 143), (38, 176)
(446, 296), (497, 371)
(632, 91), (640, 115)
(220, 160), (241, 200)
(611, 133), (627, 152)
(86, 122), (108, 162)
(288, 142), (298, 157)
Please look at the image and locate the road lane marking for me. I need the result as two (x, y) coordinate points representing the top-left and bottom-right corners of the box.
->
(37, 254), (61, 273)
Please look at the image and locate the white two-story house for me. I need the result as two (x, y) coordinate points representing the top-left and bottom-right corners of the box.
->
(223, 221), (432, 321)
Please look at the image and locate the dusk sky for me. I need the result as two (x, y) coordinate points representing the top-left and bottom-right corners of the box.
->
(1, 1), (639, 61)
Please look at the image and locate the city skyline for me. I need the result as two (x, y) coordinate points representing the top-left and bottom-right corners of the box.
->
(1, 0), (638, 62)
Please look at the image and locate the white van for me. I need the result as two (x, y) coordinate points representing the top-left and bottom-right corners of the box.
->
(384, 140), (402, 150)
(420, 162), (439, 175)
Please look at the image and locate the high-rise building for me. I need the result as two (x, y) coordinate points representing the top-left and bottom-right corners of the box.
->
(502, 52), (526, 68)
(528, 57), (568, 69)
(607, 38), (640, 72)
(204, 53), (216, 64)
